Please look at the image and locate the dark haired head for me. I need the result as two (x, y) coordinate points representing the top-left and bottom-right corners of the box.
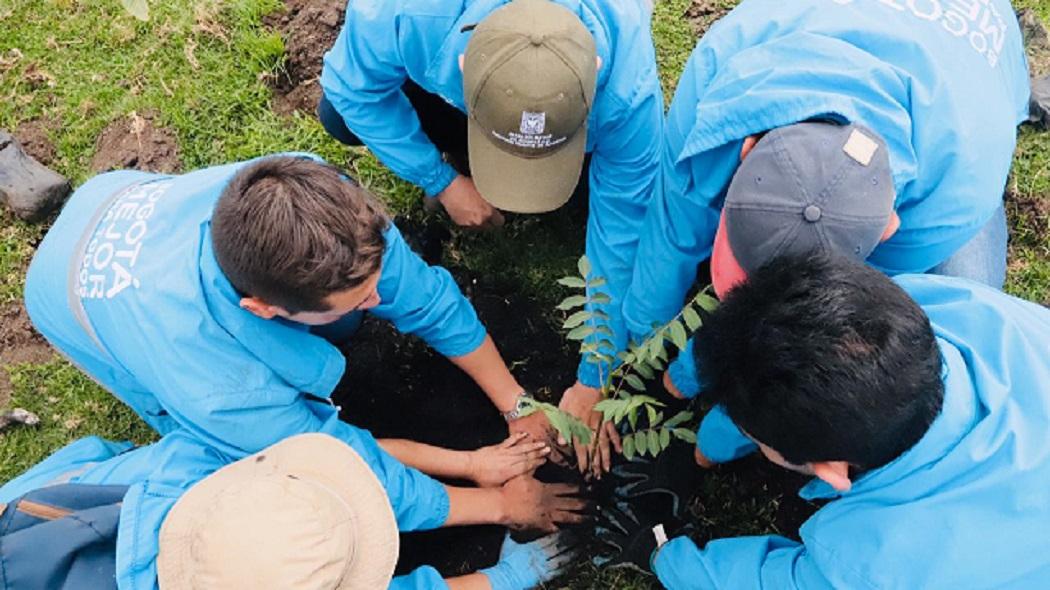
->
(696, 254), (943, 471)
(211, 157), (389, 314)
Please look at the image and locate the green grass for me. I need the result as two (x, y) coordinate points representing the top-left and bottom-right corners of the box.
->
(0, 0), (1047, 587)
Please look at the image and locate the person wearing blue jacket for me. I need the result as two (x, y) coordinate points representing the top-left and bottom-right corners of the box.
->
(621, 0), (1030, 466)
(0, 429), (578, 589)
(23, 154), (561, 465)
(648, 254), (1050, 589)
(319, 0), (664, 474)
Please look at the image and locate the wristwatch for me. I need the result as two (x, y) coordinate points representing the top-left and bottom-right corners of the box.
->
(501, 391), (533, 422)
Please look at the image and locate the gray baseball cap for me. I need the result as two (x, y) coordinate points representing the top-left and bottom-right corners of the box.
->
(710, 121), (895, 295)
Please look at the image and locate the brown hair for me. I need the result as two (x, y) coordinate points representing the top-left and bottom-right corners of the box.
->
(211, 156), (389, 313)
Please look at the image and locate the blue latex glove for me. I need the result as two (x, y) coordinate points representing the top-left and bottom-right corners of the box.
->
(481, 532), (577, 590)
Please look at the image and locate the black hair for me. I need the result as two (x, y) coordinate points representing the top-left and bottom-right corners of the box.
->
(696, 253), (944, 470)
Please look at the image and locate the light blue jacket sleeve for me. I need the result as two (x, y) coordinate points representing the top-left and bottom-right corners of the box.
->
(370, 224), (487, 358)
(319, 2), (457, 197)
(653, 535), (835, 590)
(576, 82), (664, 387)
(389, 567), (450, 590)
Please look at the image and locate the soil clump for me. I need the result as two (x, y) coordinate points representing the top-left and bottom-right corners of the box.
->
(264, 0), (345, 116)
(89, 112), (180, 174)
(14, 117), (58, 166)
(0, 302), (52, 408)
(685, 0), (735, 38)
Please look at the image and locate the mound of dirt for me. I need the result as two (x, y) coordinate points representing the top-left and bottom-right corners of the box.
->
(89, 112), (180, 174)
(0, 303), (53, 408)
(264, 0), (346, 116)
(14, 117), (58, 166)
(686, 0), (736, 38)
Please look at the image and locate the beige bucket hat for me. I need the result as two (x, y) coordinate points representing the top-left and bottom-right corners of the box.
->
(157, 433), (399, 590)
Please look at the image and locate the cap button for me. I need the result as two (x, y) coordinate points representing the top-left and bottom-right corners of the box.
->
(529, 33), (545, 45)
(803, 205), (822, 222)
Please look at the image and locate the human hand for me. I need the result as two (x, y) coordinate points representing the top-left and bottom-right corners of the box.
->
(436, 175), (505, 229)
(468, 433), (550, 487)
(500, 475), (589, 533)
(694, 446), (716, 469)
(662, 371), (686, 400)
(481, 532), (579, 590)
(508, 411), (553, 446)
(557, 382), (622, 478)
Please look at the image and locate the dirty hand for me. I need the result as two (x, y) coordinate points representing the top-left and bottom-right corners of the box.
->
(558, 382), (622, 478)
(481, 531), (579, 590)
(436, 174), (505, 230)
(500, 474), (589, 532)
(694, 446), (716, 469)
(468, 432), (551, 487)
(508, 411), (553, 446)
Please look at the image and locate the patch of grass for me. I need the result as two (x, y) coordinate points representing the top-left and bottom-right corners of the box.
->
(652, 0), (698, 102)
(0, 358), (155, 483)
(0, 213), (40, 303)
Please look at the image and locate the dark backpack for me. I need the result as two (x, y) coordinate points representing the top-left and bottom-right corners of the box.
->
(0, 483), (128, 590)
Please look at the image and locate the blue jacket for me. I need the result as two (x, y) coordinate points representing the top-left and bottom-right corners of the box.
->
(0, 429), (452, 589)
(23, 154), (487, 459)
(321, 0), (664, 386)
(653, 275), (1050, 589)
(620, 0), (1029, 451)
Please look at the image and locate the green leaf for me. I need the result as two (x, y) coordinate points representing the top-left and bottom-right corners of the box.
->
(594, 399), (625, 421)
(617, 351), (636, 365)
(592, 352), (615, 365)
(578, 256), (592, 279)
(567, 325), (595, 341)
(669, 320), (688, 351)
(591, 310), (610, 321)
(673, 428), (697, 444)
(591, 292), (612, 304)
(624, 374), (646, 391)
(556, 295), (588, 311)
(635, 431), (649, 457)
(646, 335), (665, 362)
(683, 306), (702, 331)
(634, 363), (654, 380)
(594, 326), (614, 337)
(623, 434), (636, 460)
(121, 0), (149, 20)
(647, 356), (665, 371)
(660, 428), (671, 449)
(646, 404), (658, 426)
(628, 407), (639, 431)
(562, 310), (591, 329)
(694, 291), (720, 312)
(557, 276), (587, 289)
(663, 410), (693, 429)
(588, 277), (607, 288)
(648, 429), (660, 454)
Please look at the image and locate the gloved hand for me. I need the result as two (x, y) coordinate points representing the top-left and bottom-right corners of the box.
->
(592, 499), (685, 574)
(610, 441), (703, 519)
(481, 531), (578, 590)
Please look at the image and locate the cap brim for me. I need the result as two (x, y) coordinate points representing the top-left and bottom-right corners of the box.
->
(468, 118), (585, 213)
(710, 211), (749, 299)
(158, 433), (399, 590)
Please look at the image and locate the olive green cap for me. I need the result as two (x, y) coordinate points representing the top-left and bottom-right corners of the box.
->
(463, 0), (596, 213)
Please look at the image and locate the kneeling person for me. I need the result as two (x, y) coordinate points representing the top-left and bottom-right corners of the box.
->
(652, 255), (1050, 588)
(24, 154), (547, 460)
(0, 429), (580, 589)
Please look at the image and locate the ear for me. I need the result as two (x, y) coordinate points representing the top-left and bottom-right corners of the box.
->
(458, 54), (465, 72)
(811, 461), (853, 492)
(740, 135), (760, 161)
(880, 210), (901, 243)
(239, 297), (282, 320)
(596, 55), (603, 70)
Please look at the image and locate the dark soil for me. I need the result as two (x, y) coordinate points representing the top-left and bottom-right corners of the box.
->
(685, 0), (735, 38)
(331, 232), (817, 576)
(0, 302), (53, 408)
(1006, 190), (1050, 249)
(89, 112), (180, 174)
(264, 0), (345, 116)
(14, 117), (58, 166)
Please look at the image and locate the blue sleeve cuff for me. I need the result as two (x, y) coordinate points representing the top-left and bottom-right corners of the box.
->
(652, 536), (705, 590)
(576, 357), (604, 389)
(667, 337), (701, 399)
(388, 566), (449, 590)
(420, 162), (458, 198)
(697, 405), (758, 464)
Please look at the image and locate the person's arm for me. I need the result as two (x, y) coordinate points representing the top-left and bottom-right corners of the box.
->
(319, 6), (457, 198)
(652, 535), (837, 590)
(444, 476), (586, 532)
(370, 226), (529, 414)
(379, 433), (549, 487)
